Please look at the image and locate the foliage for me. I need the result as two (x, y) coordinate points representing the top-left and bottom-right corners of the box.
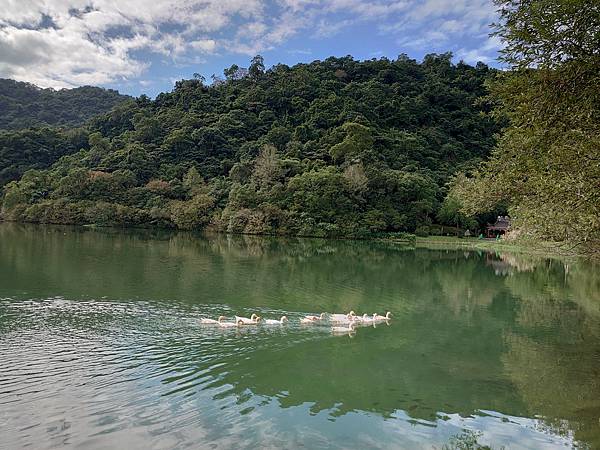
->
(0, 127), (89, 187)
(451, 0), (600, 254)
(437, 193), (477, 231)
(169, 194), (215, 230)
(442, 430), (496, 450)
(0, 79), (130, 130)
(1, 55), (499, 235)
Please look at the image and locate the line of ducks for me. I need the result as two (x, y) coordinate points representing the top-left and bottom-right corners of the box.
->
(199, 314), (283, 327)
(199, 311), (392, 334)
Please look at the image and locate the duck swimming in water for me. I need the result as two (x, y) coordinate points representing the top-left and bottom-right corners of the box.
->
(199, 316), (226, 324)
(219, 319), (244, 328)
(329, 311), (357, 324)
(331, 322), (357, 334)
(329, 311), (355, 319)
(304, 313), (325, 321)
(358, 313), (378, 324)
(373, 312), (392, 321)
(300, 317), (317, 324)
(264, 316), (288, 325)
(235, 314), (261, 324)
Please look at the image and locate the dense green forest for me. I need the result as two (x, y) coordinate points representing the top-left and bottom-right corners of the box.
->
(0, 80), (131, 186)
(451, 0), (599, 255)
(0, 54), (500, 237)
(0, 127), (92, 188)
(0, 0), (595, 252)
(0, 79), (130, 130)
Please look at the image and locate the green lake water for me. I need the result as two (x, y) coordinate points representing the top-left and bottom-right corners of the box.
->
(1, 223), (599, 449)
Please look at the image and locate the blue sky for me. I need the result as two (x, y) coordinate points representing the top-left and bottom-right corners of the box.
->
(0, 0), (502, 97)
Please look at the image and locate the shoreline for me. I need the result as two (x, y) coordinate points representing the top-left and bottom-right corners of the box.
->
(411, 236), (580, 259)
(0, 220), (584, 259)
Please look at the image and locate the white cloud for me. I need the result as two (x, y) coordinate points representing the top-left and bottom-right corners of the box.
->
(287, 48), (312, 55)
(190, 39), (217, 53)
(396, 30), (449, 50)
(456, 34), (503, 64)
(0, 0), (501, 89)
(380, 0), (499, 63)
(439, 19), (466, 34)
(0, 25), (149, 88)
(0, 0), (263, 88)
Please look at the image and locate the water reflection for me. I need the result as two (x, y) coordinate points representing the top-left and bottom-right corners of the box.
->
(0, 223), (599, 449)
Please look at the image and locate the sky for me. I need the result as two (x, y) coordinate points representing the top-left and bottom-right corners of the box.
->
(0, 0), (502, 97)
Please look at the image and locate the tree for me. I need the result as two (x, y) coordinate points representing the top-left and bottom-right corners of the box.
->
(2, 55), (499, 237)
(170, 194), (215, 230)
(0, 79), (129, 130)
(287, 167), (354, 225)
(211, 74), (225, 85)
(132, 113), (162, 143)
(253, 145), (282, 187)
(0, 127), (86, 187)
(437, 195), (477, 233)
(343, 163), (368, 193)
(266, 126), (291, 151)
(223, 64), (248, 81)
(452, 0), (600, 253)
(329, 123), (374, 163)
(183, 166), (205, 195)
(493, 0), (600, 69)
(88, 132), (110, 152)
(249, 55), (265, 80)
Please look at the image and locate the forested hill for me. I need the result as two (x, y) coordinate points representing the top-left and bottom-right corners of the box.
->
(0, 79), (130, 130)
(1, 54), (500, 237)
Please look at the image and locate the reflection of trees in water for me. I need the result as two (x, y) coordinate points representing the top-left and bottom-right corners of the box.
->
(497, 252), (538, 273)
(504, 257), (600, 335)
(2, 224), (600, 446)
(187, 248), (528, 422)
(430, 253), (502, 316)
(196, 243), (600, 446)
(502, 332), (600, 448)
(500, 259), (600, 447)
(484, 251), (540, 276)
(213, 321), (524, 423)
(564, 263), (600, 320)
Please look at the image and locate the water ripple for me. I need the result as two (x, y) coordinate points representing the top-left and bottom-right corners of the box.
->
(0, 291), (589, 449)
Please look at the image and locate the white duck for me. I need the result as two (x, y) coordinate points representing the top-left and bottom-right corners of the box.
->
(331, 322), (357, 334)
(305, 312), (325, 321)
(200, 315), (226, 324)
(329, 310), (356, 320)
(219, 319), (244, 328)
(358, 313), (378, 324)
(264, 316), (288, 325)
(329, 311), (357, 324)
(374, 312), (392, 321)
(300, 317), (317, 324)
(235, 313), (261, 325)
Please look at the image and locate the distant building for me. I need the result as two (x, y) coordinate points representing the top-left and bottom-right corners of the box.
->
(486, 216), (511, 238)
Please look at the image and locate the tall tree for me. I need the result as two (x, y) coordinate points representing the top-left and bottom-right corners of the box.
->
(452, 0), (600, 254)
(249, 55), (265, 80)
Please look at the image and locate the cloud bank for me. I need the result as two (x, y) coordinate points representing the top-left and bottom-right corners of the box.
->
(0, 0), (500, 89)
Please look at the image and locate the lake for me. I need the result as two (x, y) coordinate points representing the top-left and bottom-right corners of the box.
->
(1, 223), (599, 449)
